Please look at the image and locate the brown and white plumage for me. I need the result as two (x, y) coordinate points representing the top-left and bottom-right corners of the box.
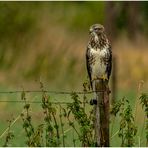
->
(86, 24), (112, 98)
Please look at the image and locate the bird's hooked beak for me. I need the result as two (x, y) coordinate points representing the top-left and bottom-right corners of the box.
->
(89, 28), (97, 38)
(89, 28), (93, 34)
(89, 28), (99, 42)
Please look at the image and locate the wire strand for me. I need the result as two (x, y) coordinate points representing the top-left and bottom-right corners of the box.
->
(0, 90), (104, 94)
(0, 100), (72, 104)
(0, 89), (105, 104)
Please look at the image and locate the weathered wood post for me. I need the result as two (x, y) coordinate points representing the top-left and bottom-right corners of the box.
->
(111, 56), (117, 104)
(94, 79), (110, 146)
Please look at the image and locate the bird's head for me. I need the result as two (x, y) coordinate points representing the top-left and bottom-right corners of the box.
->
(89, 24), (105, 35)
(89, 24), (105, 43)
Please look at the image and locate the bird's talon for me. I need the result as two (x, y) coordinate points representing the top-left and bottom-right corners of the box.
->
(90, 99), (97, 105)
(101, 74), (108, 81)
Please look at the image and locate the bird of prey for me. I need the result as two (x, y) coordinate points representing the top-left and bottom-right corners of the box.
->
(86, 24), (112, 104)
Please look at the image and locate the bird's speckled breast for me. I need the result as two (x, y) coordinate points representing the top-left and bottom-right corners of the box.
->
(90, 46), (108, 79)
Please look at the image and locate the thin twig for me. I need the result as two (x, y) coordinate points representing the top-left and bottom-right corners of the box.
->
(134, 81), (144, 121)
(110, 130), (119, 139)
(140, 115), (146, 139)
(67, 117), (80, 139)
(52, 112), (60, 146)
(0, 110), (25, 139)
(59, 105), (65, 147)
(73, 129), (76, 147)
(0, 93), (38, 139)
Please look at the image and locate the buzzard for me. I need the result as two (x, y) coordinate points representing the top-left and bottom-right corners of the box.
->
(86, 24), (112, 104)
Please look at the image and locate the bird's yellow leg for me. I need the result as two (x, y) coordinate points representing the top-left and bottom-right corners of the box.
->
(92, 74), (108, 82)
(101, 74), (108, 81)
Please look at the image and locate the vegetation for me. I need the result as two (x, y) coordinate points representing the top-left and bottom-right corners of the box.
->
(111, 97), (137, 146)
(139, 93), (148, 146)
(3, 119), (14, 147)
(0, 82), (147, 146)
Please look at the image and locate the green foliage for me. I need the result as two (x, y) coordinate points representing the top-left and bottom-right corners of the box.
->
(3, 119), (14, 147)
(111, 97), (137, 147)
(139, 93), (148, 115)
(21, 91), (35, 146)
(20, 82), (61, 147)
(1, 83), (148, 146)
(40, 80), (60, 146)
(67, 92), (95, 146)
(41, 92), (60, 146)
(59, 105), (66, 147)
(139, 93), (148, 146)
(110, 99), (123, 116)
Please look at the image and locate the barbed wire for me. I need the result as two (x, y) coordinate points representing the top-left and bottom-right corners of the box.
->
(0, 89), (97, 104)
(0, 100), (73, 104)
(0, 90), (104, 94)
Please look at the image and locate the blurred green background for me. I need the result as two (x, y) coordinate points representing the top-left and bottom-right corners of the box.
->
(0, 1), (148, 146)
(0, 1), (147, 91)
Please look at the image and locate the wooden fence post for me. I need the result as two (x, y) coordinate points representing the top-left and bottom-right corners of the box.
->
(94, 79), (110, 146)
(111, 56), (117, 104)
